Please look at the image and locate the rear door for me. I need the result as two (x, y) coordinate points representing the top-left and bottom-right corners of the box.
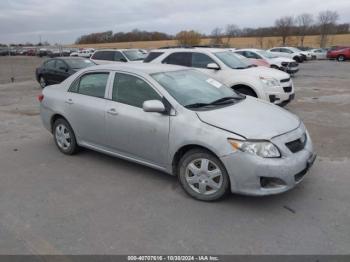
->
(43, 60), (57, 85)
(105, 72), (170, 166)
(65, 71), (111, 146)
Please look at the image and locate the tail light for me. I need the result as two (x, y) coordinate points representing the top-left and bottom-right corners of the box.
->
(38, 94), (44, 102)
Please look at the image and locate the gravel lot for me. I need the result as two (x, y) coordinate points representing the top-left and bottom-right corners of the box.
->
(0, 58), (349, 255)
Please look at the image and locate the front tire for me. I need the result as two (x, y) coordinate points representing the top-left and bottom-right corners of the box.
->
(178, 149), (230, 201)
(53, 118), (79, 155)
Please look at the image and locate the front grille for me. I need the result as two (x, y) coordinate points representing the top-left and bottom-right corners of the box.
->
(283, 86), (292, 93)
(286, 134), (307, 153)
(280, 78), (290, 83)
(295, 168), (308, 182)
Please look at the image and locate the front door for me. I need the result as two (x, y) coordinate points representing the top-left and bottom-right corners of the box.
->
(106, 72), (170, 167)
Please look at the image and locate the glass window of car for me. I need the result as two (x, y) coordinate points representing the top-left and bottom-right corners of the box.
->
(214, 51), (250, 69)
(143, 52), (164, 63)
(92, 51), (114, 61)
(245, 51), (261, 59)
(122, 50), (145, 61)
(280, 48), (293, 54)
(113, 73), (161, 108)
(152, 69), (241, 108)
(191, 53), (216, 68)
(270, 48), (280, 52)
(75, 73), (109, 98)
(162, 52), (191, 67)
(45, 60), (56, 69)
(114, 51), (127, 62)
(55, 60), (68, 71)
(65, 59), (95, 69)
(257, 50), (278, 58)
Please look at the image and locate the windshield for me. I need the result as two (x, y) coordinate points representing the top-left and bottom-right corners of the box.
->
(214, 51), (250, 69)
(151, 69), (243, 109)
(66, 59), (95, 69)
(257, 50), (278, 59)
(122, 50), (145, 61)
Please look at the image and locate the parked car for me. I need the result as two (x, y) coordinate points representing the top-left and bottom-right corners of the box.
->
(234, 49), (299, 74)
(70, 48), (95, 58)
(35, 57), (95, 88)
(90, 49), (145, 64)
(327, 47), (350, 62)
(39, 63), (316, 201)
(232, 50), (271, 68)
(309, 49), (328, 60)
(145, 48), (295, 106)
(294, 47), (313, 60)
(267, 47), (305, 63)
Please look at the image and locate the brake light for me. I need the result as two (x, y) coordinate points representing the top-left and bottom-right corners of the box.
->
(38, 94), (44, 102)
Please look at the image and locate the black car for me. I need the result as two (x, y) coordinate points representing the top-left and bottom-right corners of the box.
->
(35, 57), (95, 88)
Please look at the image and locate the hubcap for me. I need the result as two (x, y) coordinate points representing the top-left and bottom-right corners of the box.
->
(40, 77), (46, 88)
(55, 124), (71, 150)
(185, 158), (223, 195)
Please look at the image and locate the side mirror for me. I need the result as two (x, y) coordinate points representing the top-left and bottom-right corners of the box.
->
(207, 63), (220, 70)
(143, 100), (165, 113)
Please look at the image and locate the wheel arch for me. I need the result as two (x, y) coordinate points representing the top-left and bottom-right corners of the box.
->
(50, 114), (70, 133)
(231, 84), (258, 98)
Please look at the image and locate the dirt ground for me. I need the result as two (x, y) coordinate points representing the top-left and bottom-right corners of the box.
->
(0, 58), (349, 254)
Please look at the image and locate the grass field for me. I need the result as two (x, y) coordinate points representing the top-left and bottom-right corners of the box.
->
(69, 34), (350, 50)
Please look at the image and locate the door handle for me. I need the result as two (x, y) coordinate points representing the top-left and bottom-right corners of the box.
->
(65, 98), (74, 105)
(107, 108), (118, 115)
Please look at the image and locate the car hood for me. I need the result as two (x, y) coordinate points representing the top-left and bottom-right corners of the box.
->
(196, 97), (300, 139)
(241, 66), (290, 79)
(269, 57), (295, 64)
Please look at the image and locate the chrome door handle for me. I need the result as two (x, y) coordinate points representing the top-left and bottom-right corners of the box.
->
(107, 108), (118, 115)
(65, 99), (74, 105)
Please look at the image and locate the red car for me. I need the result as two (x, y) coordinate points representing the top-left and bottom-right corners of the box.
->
(327, 47), (350, 62)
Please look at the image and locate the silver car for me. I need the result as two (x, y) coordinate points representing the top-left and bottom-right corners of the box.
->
(39, 63), (316, 201)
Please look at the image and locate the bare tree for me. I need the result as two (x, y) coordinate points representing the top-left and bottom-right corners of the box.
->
(318, 10), (339, 47)
(176, 30), (202, 46)
(296, 13), (314, 46)
(275, 16), (294, 45)
(225, 24), (240, 46)
(210, 27), (224, 45)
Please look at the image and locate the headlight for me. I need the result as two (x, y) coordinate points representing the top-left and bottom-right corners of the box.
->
(259, 76), (280, 87)
(228, 139), (281, 158)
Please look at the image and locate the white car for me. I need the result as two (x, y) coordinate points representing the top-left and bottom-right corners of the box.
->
(309, 48), (328, 60)
(90, 49), (145, 65)
(234, 49), (299, 75)
(70, 48), (95, 58)
(146, 48), (295, 106)
(267, 47), (307, 63)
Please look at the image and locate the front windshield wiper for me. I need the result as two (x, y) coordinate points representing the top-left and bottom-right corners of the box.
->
(185, 96), (245, 109)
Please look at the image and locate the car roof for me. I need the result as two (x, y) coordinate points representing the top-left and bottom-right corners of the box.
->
(150, 48), (227, 54)
(84, 63), (188, 75)
(94, 49), (139, 52)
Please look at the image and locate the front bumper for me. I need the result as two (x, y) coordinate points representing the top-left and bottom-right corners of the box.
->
(263, 81), (295, 106)
(221, 126), (316, 196)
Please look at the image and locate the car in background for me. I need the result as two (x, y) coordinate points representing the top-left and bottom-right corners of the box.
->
(35, 57), (95, 88)
(39, 63), (316, 201)
(70, 48), (95, 58)
(309, 49), (328, 60)
(233, 50), (270, 68)
(90, 49), (145, 64)
(234, 49), (299, 75)
(327, 47), (350, 62)
(267, 47), (305, 63)
(145, 48), (295, 106)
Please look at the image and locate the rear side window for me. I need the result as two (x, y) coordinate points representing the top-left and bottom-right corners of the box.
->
(162, 52), (191, 67)
(191, 53), (215, 68)
(143, 52), (164, 63)
(92, 51), (115, 61)
(114, 51), (127, 62)
(270, 48), (280, 52)
(112, 73), (161, 108)
(45, 60), (56, 69)
(70, 73), (109, 98)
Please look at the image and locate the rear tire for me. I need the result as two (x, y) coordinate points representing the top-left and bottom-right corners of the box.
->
(233, 86), (257, 98)
(39, 76), (47, 88)
(178, 149), (230, 201)
(53, 118), (79, 155)
(337, 55), (345, 62)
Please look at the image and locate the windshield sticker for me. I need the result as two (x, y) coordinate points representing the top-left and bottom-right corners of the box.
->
(206, 78), (222, 88)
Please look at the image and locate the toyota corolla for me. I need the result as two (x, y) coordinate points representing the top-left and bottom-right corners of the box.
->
(39, 63), (316, 201)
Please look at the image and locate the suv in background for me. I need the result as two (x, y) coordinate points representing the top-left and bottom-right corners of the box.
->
(327, 47), (350, 62)
(267, 47), (305, 63)
(145, 48), (295, 106)
(90, 49), (145, 65)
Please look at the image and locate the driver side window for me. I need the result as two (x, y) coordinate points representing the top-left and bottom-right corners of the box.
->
(191, 53), (216, 68)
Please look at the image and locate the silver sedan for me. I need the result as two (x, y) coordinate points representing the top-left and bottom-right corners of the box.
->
(39, 63), (316, 201)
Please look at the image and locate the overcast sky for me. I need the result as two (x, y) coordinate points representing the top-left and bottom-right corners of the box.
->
(0, 0), (349, 44)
